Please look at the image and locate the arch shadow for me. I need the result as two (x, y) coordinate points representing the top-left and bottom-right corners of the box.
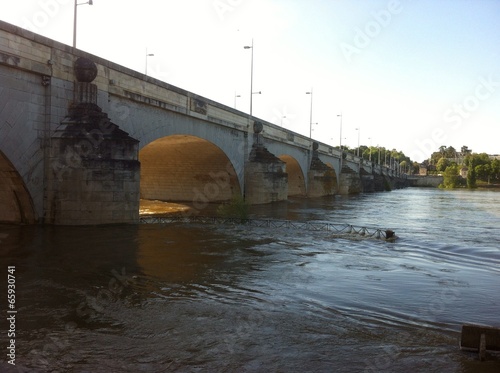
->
(0, 150), (36, 224)
(279, 154), (306, 197)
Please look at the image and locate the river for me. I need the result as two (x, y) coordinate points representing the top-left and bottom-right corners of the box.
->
(1, 188), (499, 372)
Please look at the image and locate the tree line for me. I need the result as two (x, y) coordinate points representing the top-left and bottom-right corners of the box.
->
(339, 145), (418, 174)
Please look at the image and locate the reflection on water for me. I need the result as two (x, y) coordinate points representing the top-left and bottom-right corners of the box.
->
(0, 188), (499, 372)
(139, 199), (192, 217)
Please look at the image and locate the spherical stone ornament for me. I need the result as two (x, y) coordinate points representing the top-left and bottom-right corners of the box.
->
(253, 121), (263, 134)
(74, 57), (98, 83)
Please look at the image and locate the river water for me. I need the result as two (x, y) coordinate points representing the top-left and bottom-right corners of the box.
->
(1, 188), (499, 372)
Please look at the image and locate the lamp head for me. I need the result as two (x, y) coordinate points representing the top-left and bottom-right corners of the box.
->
(89, 0), (93, 4)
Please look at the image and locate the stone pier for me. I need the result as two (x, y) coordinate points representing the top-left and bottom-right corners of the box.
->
(338, 165), (363, 195)
(307, 142), (337, 197)
(244, 123), (288, 204)
(45, 58), (140, 225)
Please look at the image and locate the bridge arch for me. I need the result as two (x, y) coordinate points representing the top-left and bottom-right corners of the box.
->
(110, 96), (247, 190)
(139, 135), (241, 207)
(278, 155), (306, 196)
(0, 150), (36, 224)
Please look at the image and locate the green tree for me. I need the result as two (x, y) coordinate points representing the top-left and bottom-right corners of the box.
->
(464, 152), (493, 188)
(445, 146), (457, 159)
(440, 164), (461, 188)
(467, 167), (477, 188)
(491, 159), (500, 182)
(461, 145), (471, 155)
(400, 160), (408, 172)
(436, 158), (451, 172)
(412, 161), (420, 174)
(475, 164), (490, 182)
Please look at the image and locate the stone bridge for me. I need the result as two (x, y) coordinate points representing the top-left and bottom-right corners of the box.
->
(0, 21), (406, 225)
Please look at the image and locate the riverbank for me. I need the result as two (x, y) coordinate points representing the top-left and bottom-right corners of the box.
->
(477, 183), (500, 189)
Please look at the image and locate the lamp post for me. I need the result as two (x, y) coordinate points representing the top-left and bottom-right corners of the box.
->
(355, 127), (361, 157)
(73, 0), (93, 48)
(243, 39), (254, 116)
(145, 49), (154, 75)
(368, 137), (372, 161)
(306, 88), (313, 138)
(281, 116), (286, 126)
(337, 113), (343, 150)
(337, 113), (343, 169)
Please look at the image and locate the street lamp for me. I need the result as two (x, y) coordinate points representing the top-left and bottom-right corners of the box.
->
(337, 113), (343, 169)
(73, 0), (93, 48)
(243, 39), (254, 116)
(368, 137), (372, 161)
(145, 49), (154, 75)
(281, 116), (286, 126)
(337, 113), (343, 150)
(234, 92), (241, 109)
(306, 88), (313, 138)
(355, 127), (361, 157)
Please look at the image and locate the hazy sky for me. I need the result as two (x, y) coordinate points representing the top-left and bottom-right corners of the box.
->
(2, 0), (499, 161)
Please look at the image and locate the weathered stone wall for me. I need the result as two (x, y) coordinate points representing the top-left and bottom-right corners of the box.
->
(360, 174), (375, 193)
(307, 169), (337, 197)
(245, 144), (288, 204)
(373, 173), (391, 192)
(338, 165), (362, 195)
(46, 95), (141, 225)
(307, 147), (337, 197)
(407, 176), (442, 187)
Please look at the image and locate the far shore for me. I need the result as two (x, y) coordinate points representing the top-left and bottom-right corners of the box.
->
(477, 183), (500, 189)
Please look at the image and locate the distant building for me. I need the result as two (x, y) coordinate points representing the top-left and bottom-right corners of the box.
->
(460, 166), (468, 178)
(489, 154), (500, 160)
(419, 164), (428, 176)
(444, 156), (465, 165)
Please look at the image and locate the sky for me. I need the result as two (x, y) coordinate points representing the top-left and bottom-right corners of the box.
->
(2, 0), (500, 162)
